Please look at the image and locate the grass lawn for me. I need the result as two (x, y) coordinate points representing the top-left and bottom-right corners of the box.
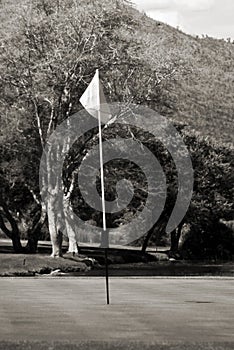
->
(1, 278), (234, 347)
(1, 341), (234, 350)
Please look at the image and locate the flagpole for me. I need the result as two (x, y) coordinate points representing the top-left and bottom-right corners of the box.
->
(96, 69), (110, 305)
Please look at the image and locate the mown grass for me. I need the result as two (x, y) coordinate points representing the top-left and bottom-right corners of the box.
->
(0, 341), (234, 350)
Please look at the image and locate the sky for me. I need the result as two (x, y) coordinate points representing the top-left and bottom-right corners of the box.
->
(132, 0), (234, 40)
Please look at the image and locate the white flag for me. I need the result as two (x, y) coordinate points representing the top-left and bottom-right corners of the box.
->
(80, 69), (109, 247)
(79, 69), (112, 123)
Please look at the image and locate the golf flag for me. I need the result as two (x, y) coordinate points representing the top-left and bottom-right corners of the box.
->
(79, 69), (109, 245)
(80, 69), (112, 123)
(80, 69), (110, 304)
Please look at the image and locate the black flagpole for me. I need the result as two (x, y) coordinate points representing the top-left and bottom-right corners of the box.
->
(102, 229), (110, 305)
(104, 247), (110, 305)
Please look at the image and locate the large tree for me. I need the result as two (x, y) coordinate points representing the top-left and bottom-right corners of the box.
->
(0, 0), (181, 255)
(1, 0), (233, 259)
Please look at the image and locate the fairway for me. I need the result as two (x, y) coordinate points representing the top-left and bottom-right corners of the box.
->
(0, 277), (234, 348)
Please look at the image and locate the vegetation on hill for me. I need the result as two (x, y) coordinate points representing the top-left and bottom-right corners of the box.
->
(0, 0), (233, 259)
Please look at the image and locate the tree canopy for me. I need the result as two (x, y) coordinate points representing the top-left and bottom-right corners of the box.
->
(0, 0), (233, 258)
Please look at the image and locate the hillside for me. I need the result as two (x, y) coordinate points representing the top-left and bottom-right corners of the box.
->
(125, 5), (234, 146)
(1, 0), (233, 147)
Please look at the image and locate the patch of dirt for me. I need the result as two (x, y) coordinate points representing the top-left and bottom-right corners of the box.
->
(0, 253), (89, 277)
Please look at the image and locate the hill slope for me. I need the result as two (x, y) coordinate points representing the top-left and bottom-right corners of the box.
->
(1, 0), (233, 147)
(127, 6), (234, 146)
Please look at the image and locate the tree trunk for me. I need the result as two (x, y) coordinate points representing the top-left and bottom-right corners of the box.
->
(170, 229), (180, 253)
(47, 197), (63, 257)
(0, 202), (23, 253)
(63, 199), (79, 254)
(142, 225), (155, 253)
(170, 221), (184, 255)
(11, 231), (23, 253)
(142, 215), (167, 253)
(25, 207), (47, 253)
(44, 141), (64, 257)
